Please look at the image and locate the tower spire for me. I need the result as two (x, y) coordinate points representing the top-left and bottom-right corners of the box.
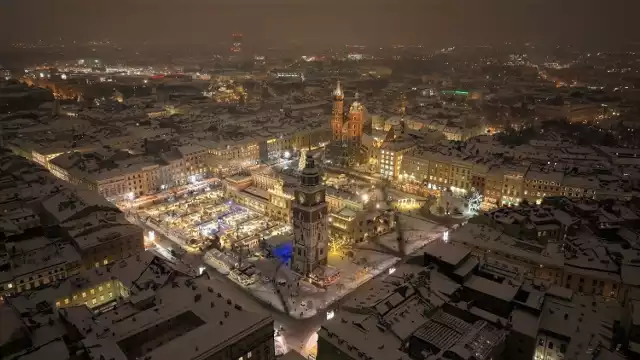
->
(333, 80), (343, 98)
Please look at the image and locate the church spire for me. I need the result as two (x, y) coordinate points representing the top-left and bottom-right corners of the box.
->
(333, 80), (343, 99)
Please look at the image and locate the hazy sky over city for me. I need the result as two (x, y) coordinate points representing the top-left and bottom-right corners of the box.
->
(1, 0), (639, 49)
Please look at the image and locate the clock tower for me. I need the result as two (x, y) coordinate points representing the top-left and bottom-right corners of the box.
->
(292, 153), (328, 276)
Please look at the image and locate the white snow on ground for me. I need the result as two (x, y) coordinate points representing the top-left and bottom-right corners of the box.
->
(132, 208), (447, 319)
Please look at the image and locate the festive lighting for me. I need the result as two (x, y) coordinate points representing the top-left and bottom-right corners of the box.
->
(329, 236), (348, 254)
(326, 310), (335, 320)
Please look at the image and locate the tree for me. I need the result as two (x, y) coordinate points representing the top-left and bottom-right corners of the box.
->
(329, 236), (349, 254)
(465, 190), (483, 216)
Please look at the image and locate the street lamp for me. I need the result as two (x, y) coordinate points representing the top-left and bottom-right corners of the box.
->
(326, 310), (335, 320)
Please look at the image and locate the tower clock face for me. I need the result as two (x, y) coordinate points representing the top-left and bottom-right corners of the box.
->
(298, 193), (306, 203)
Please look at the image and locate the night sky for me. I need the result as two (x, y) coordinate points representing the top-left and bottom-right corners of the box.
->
(1, 0), (638, 49)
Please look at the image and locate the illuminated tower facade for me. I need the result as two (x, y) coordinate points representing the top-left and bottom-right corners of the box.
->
(331, 81), (344, 141)
(347, 92), (364, 143)
(399, 92), (408, 117)
(230, 33), (243, 53)
(292, 154), (328, 276)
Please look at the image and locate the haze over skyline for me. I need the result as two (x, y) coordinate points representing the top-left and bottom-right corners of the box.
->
(2, 0), (639, 50)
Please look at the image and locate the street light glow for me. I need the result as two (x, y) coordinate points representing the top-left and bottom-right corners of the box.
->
(326, 310), (335, 320)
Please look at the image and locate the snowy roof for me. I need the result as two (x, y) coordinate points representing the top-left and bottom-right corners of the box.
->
(539, 295), (621, 360)
(73, 276), (272, 360)
(68, 222), (141, 250)
(40, 187), (119, 224)
(423, 241), (470, 267)
(11, 338), (70, 360)
(320, 262), (469, 360)
(464, 275), (520, 302)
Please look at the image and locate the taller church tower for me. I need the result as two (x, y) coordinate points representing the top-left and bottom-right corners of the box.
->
(331, 80), (344, 142)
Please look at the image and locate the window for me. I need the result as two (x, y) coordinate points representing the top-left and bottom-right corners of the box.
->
(560, 343), (567, 354)
(100, 295), (105, 301)
(99, 286), (103, 291)
(92, 299), (97, 305)
(108, 292), (113, 298)
(56, 301), (60, 307)
(548, 342), (554, 350)
(90, 289), (95, 295)
(64, 298), (70, 304)
(247, 351), (252, 358)
(107, 283), (111, 288)
(82, 292), (87, 298)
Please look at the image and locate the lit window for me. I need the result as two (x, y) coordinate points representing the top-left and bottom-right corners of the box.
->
(56, 301), (61, 307)
(90, 289), (95, 295)
(92, 299), (97, 305)
(107, 283), (111, 288)
(99, 286), (103, 291)
(247, 351), (252, 358)
(64, 298), (70, 304)
(73, 295), (78, 300)
(95, 262), (99, 268)
(82, 292), (87, 298)
(7, 283), (12, 289)
(100, 295), (105, 301)
(108, 292), (113, 298)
